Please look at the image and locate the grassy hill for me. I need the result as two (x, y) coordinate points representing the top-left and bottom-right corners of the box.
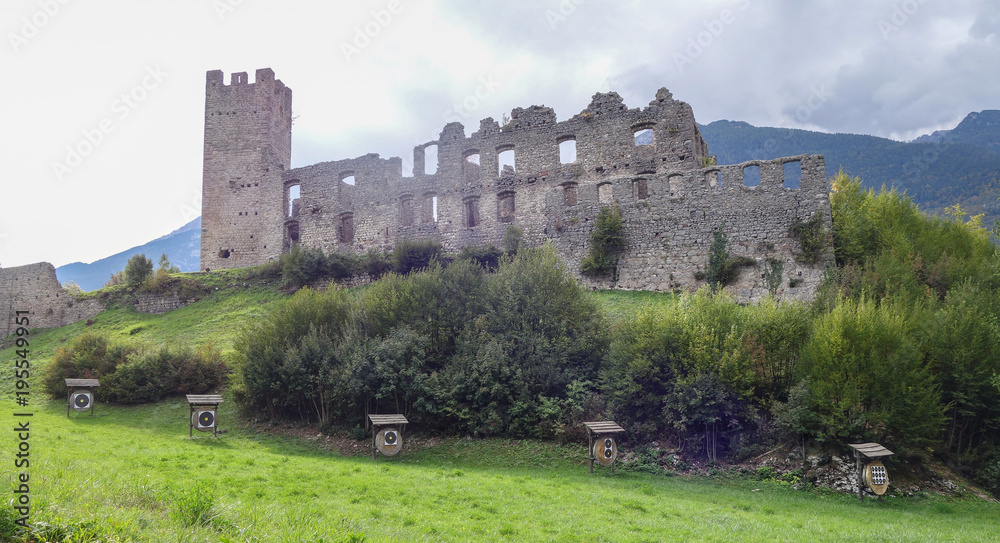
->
(2, 273), (998, 541)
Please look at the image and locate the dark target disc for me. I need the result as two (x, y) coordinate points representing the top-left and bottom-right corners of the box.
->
(384, 431), (398, 445)
(604, 438), (613, 448)
(199, 411), (215, 427)
(74, 394), (90, 408)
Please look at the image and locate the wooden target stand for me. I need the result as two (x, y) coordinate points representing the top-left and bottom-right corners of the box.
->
(187, 395), (223, 437)
(848, 442), (894, 501)
(65, 379), (100, 416)
(583, 421), (625, 474)
(368, 414), (408, 460)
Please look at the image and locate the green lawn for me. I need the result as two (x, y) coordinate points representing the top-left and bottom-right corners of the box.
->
(2, 398), (997, 542)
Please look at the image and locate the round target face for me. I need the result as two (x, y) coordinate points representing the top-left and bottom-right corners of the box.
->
(594, 436), (617, 467)
(865, 460), (889, 495)
(192, 409), (216, 431)
(71, 391), (92, 411)
(376, 427), (402, 456)
(199, 411), (215, 427)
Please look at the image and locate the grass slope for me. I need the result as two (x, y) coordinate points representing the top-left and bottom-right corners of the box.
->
(2, 282), (998, 541)
(2, 399), (998, 542)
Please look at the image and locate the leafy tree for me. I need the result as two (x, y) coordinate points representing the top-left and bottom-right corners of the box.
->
(157, 253), (179, 274)
(799, 297), (944, 447)
(123, 254), (153, 286)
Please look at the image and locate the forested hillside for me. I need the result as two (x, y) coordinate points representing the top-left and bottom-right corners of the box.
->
(699, 117), (1000, 226)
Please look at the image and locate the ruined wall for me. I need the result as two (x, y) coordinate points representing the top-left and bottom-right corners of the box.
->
(201, 69), (833, 301)
(1, 263), (104, 336)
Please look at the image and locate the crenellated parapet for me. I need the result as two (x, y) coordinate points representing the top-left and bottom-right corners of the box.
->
(201, 69), (833, 301)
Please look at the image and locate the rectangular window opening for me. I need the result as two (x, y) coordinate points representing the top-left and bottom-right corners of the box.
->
(634, 128), (654, 146)
(498, 148), (515, 176)
(424, 144), (439, 175)
(743, 165), (761, 187)
(559, 139), (577, 164)
(783, 161), (802, 189)
(287, 184), (300, 217)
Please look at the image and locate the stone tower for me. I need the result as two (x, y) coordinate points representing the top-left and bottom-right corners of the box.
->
(200, 68), (292, 271)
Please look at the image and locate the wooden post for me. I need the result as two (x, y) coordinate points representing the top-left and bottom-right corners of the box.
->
(588, 432), (594, 474)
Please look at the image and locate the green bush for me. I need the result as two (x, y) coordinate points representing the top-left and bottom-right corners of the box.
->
(233, 245), (607, 437)
(580, 205), (626, 278)
(43, 334), (226, 405)
(457, 244), (504, 271)
(789, 212), (829, 264)
(392, 238), (443, 274)
(799, 297), (944, 447)
(42, 332), (135, 397)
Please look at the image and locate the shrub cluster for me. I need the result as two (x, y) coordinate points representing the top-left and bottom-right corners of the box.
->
(232, 246), (608, 438)
(42, 333), (227, 404)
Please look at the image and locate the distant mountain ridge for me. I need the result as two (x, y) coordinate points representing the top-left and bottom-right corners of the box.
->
(911, 110), (1000, 153)
(698, 111), (1000, 226)
(56, 217), (201, 291)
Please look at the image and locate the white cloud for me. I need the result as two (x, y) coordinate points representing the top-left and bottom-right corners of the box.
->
(1, 0), (996, 268)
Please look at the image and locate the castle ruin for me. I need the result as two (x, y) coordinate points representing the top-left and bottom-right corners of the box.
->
(200, 68), (833, 300)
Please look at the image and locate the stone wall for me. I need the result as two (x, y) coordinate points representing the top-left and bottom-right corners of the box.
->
(1, 263), (105, 336)
(200, 69), (833, 301)
(134, 293), (190, 314)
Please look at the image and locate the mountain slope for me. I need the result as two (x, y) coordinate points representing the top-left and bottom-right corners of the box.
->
(699, 117), (1000, 223)
(912, 110), (1000, 154)
(56, 217), (201, 291)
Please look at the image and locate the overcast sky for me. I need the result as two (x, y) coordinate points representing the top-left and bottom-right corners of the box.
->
(2, 0), (998, 269)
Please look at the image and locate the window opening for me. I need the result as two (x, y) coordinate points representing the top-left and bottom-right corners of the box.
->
(743, 165), (761, 187)
(634, 128), (654, 146)
(287, 184), (300, 217)
(559, 139), (577, 164)
(497, 148), (515, 176)
(783, 161), (802, 189)
(424, 144), (439, 175)
(498, 192), (515, 223)
(598, 183), (613, 205)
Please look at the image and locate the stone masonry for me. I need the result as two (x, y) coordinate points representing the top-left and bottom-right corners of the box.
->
(200, 68), (833, 301)
(1, 263), (104, 336)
